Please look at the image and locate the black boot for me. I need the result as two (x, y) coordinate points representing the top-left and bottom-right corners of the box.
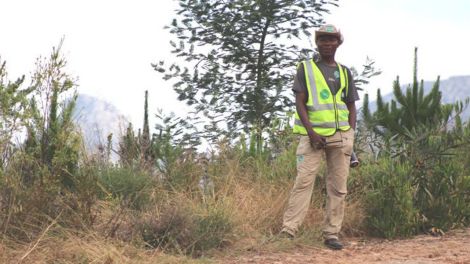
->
(324, 238), (344, 250)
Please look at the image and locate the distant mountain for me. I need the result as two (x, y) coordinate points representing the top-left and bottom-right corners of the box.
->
(73, 94), (128, 155)
(367, 75), (470, 122)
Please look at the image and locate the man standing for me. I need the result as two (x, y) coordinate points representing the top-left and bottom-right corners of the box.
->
(281, 24), (358, 250)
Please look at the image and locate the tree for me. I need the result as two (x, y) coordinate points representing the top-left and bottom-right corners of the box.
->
(22, 39), (81, 186)
(0, 60), (34, 168)
(362, 47), (458, 140)
(118, 122), (140, 167)
(142, 90), (152, 163)
(154, 0), (338, 148)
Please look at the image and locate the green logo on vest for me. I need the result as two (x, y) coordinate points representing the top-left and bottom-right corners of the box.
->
(320, 89), (330, 100)
(334, 70), (340, 79)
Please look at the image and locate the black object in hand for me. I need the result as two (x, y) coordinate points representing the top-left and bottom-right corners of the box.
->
(350, 151), (359, 168)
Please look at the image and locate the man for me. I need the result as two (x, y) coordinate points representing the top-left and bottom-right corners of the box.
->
(280, 24), (358, 250)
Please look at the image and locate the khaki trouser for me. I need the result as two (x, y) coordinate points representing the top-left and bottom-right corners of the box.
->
(282, 129), (354, 240)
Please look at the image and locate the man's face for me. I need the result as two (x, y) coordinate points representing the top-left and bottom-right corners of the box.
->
(316, 35), (340, 57)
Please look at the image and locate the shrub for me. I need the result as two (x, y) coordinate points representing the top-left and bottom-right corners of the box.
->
(191, 204), (233, 253)
(140, 204), (194, 252)
(413, 158), (470, 230)
(363, 158), (418, 238)
(0, 156), (99, 240)
(98, 167), (155, 210)
(139, 199), (233, 256)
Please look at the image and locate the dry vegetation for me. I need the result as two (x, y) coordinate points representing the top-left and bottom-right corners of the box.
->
(2, 42), (470, 264)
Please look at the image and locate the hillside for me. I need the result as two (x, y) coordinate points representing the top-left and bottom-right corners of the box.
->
(73, 94), (128, 157)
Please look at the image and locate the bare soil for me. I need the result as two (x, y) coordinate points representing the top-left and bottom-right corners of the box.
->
(218, 228), (470, 264)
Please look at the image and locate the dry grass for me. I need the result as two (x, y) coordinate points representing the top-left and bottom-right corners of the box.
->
(0, 148), (369, 262)
(0, 229), (212, 264)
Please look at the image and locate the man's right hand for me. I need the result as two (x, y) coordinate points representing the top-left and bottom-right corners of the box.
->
(307, 130), (326, 149)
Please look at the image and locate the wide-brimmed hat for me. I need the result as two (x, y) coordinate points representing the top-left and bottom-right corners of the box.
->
(315, 24), (343, 44)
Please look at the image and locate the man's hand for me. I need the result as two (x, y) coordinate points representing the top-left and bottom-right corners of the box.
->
(307, 130), (326, 149)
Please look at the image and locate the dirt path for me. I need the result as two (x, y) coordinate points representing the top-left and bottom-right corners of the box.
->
(219, 228), (470, 264)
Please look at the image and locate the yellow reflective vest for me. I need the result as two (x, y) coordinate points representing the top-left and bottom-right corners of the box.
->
(293, 59), (351, 136)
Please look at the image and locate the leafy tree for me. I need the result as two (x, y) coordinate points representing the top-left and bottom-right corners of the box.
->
(154, 0), (338, 148)
(22, 40), (81, 186)
(151, 109), (200, 173)
(0, 60), (35, 168)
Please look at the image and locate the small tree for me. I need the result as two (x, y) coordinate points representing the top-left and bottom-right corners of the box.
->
(22, 39), (81, 187)
(118, 122), (143, 168)
(141, 90), (153, 165)
(0, 61), (34, 168)
(154, 0), (338, 148)
(363, 47), (456, 141)
(361, 47), (470, 233)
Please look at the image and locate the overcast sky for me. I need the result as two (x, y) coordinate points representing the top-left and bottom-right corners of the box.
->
(1, 0), (469, 128)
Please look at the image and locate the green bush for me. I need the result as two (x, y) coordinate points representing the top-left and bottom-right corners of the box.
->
(414, 159), (470, 230)
(98, 167), (155, 210)
(140, 204), (194, 252)
(191, 205), (233, 253)
(398, 128), (470, 231)
(363, 158), (418, 238)
(0, 156), (100, 240)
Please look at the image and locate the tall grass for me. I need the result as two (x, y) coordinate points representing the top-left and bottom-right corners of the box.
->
(2, 124), (470, 261)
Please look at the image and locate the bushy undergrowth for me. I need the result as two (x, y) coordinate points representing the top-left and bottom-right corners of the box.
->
(97, 167), (155, 210)
(0, 154), (100, 241)
(361, 158), (418, 238)
(139, 199), (233, 256)
(2, 124), (470, 259)
(353, 125), (470, 238)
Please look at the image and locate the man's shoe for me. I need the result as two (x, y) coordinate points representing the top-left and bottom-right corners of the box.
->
(324, 238), (344, 250)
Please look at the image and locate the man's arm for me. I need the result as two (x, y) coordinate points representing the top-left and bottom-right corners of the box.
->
(296, 92), (326, 147)
(296, 92), (313, 133)
(346, 101), (356, 130)
(344, 67), (358, 130)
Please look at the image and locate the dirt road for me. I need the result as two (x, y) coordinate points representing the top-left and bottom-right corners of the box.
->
(219, 228), (470, 264)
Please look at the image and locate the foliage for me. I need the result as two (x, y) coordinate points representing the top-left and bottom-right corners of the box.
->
(0, 60), (34, 168)
(362, 48), (464, 142)
(358, 127), (470, 238)
(140, 199), (233, 256)
(118, 122), (141, 167)
(3, 24), (470, 262)
(154, 0), (338, 145)
(358, 47), (470, 237)
(22, 39), (81, 188)
(349, 57), (382, 91)
(0, 41), (99, 241)
(395, 127), (470, 231)
(362, 158), (418, 238)
(151, 109), (202, 189)
(142, 90), (152, 163)
(118, 91), (154, 168)
(98, 167), (155, 210)
(233, 114), (297, 181)
(191, 203), (234, 253)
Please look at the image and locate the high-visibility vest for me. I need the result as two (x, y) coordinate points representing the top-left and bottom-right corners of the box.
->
(293, 59), (351, 136)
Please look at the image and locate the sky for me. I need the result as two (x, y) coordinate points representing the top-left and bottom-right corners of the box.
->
(1, 0), (470, 129)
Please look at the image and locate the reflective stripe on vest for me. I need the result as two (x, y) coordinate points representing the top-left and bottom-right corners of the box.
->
(293, 59), (351, 136)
